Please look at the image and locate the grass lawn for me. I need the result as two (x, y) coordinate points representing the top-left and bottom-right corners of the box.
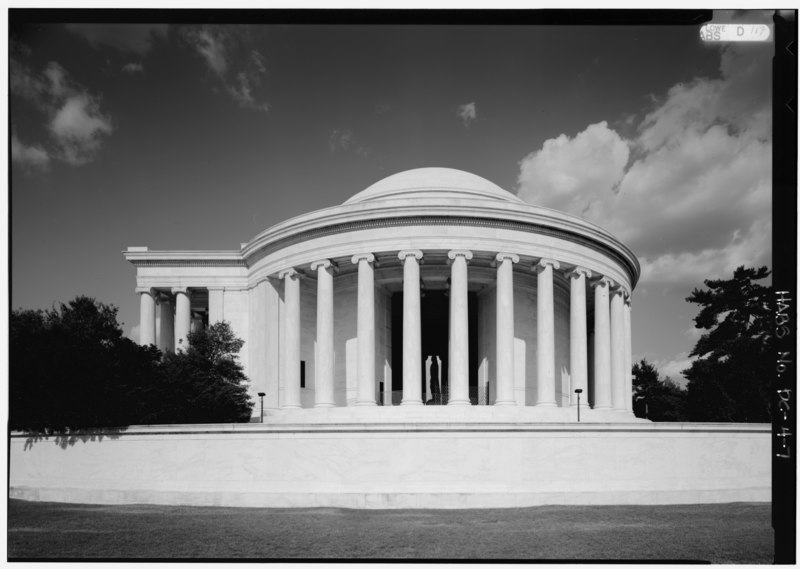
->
(8, 499), (772, 562)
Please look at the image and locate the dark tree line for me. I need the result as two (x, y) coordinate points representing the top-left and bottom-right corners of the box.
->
(632, 266), (775, 422)
(10, 296), (253, 434)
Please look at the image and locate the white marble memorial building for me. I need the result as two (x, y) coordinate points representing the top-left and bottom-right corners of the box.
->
(126, 167), (639, 421)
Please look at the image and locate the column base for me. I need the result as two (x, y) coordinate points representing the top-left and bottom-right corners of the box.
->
(401, 400), (423, 406)
(281, 405), (302, 410)
(314, 403), (336, 408)
(493, 400), (517, 406)
(355, 401), (377, 406)
(536, 402), (557, 407)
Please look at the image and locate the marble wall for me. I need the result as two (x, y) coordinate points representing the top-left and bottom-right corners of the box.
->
(10, 423), (770, 509)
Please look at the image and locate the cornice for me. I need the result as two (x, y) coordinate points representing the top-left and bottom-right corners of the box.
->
(244, 213), (640, 288)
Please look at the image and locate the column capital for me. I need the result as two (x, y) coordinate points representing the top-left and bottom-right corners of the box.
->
(567, 266), (592, 279)
(135, 287), (155, 296)
(447, 249), (473, 262)
(310, 259), (338, 273)
(624, 294), (632, 306)
(171, 287), (190, 296)
(533, 258), (560, 273)
(351, 252), (376, 265)
(278, 267), (301, 280)
(590, 276), (615, 290)
(398, 249), (423, 262)
(493, 252), (519, 265)
(610, 286), (626, 298)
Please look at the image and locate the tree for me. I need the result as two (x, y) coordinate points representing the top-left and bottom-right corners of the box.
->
(9, 296), (162, 433)
(632, 359), (687, 421)
(10, 298), (254, 433)
(683, 266), (774, 422)
(136, 322), (254, 424)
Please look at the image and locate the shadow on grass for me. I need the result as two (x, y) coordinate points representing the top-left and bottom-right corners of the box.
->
(22, 426), (128, 450)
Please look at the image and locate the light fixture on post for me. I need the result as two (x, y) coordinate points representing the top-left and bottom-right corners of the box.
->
(574, 388), (583, 422)
(257, 392), (266, 423)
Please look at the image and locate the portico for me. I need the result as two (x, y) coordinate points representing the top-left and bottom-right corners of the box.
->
(125, 167), (640, 421)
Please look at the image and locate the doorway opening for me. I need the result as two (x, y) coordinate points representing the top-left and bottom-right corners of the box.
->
(391, 290), (478, 404)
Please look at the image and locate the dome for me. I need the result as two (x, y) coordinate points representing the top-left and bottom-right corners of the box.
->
(344, 167), (524, 205)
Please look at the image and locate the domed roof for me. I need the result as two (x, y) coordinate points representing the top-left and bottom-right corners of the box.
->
(344, 167), (524, 204)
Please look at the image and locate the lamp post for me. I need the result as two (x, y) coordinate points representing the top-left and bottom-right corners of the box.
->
(257, 392), (265, 423)
(575, 388), (583, 422)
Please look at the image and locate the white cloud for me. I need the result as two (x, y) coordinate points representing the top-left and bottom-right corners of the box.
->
(516, 42), (771, 290)
(517, 121), (629, 215)
(65, 24), (168, 54)
(122, 62), (144, 74)
(457, 102), (477, 127)
(10, 55), (113, 168)
(182, 27), (269, 112)
(49, 94), (113, 165)
(329, 129), (368, 157)
(11, 134), (50, 170)
(653, 352), (695, 388)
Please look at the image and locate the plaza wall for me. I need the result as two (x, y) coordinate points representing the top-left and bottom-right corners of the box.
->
(10, 421), (770, 509)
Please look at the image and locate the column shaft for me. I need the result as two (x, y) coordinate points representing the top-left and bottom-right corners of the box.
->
(593, 279), (612, 409)
(208, 288), (225, 324)
(569, 268), (591, 406)
(400, 250), (423, 406)
(353, 254), (377, 406)
(158, 295), (174, 353)
(624, 296), (633, 412)
(312, 260), (336, 407)
(173, 288), (192, 352)
(611, 288), (627, 410)
(535, 259), (559, 406)
(281, 269), (302, 408)
(448, 250), (472, 405)
(137, 288), (156, 346)
(494, 253), (519, 405)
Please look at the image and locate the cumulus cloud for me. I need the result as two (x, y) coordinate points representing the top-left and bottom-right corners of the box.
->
(122, 62), (144, 74)
(518, 121), (629, 215)
(457, 102), (477, 127)
(329, 129), (368, 157)
(182, 26), (269, 112)
(516, 39), (771, 290)
(11, 56), (113, 167)
(65, 24), (168, 54)
(11, 134), (50, 170)
(653, 352), (695, 388)
(50, 94), (114, 165)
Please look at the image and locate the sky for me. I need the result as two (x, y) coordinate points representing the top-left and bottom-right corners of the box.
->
(9, 10), (774, 387)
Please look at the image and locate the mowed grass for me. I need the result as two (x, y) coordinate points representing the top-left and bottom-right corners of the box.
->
(8, 499), (772, 562)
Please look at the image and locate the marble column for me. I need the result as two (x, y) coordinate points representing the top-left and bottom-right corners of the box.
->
(448, 249), (472, 406)
(352, 253), (377, 406)
(592, 278), (613, 409)
(399, 249), (424, 406)
(158, 293), (174, 353)
(311, 260), (336, 408)
(172, 287), (192, 352)
(535, 259), (560, 407)
(280, 268), (302, 409)
(568, 267), (592, 406)
(494, 252), (519, 406)
(208, 287), (225, 324)
(624, 295), (633, 412)
(611, 287), (627, 411)
(137, 288), (156, 346)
